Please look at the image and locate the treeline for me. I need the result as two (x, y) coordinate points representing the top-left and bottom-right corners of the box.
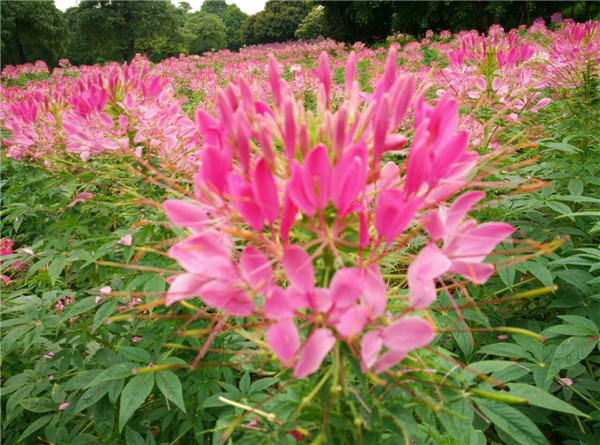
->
(1, 0), (597, 68)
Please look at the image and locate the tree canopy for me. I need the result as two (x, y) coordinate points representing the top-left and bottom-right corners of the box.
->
(1, 1), (66, 67)
(184, 11), (227, 55)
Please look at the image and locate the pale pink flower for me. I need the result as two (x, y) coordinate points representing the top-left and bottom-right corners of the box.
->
(118, 234), (132, 246)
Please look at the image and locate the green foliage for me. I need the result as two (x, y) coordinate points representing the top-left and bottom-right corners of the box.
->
(184, 11), (227, 55)
(64, 0), (184, 64)
(244, 0), (312, 45)
(0, 0), (66, 68)
(295, 6), (327, 41)
(223, 4), (248, 51)
(200, 0), (227, 19)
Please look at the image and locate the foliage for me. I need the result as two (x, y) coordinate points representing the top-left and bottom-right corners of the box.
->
(295, 6), (327, 41)
(184, 11), (227, 55)
(64, 0), (184, 64)
(249, 0), (312, 44)
(200, 0), (227, 19)
(2, 19), (599, 445)
(0, 0), (66, 68)
(223, 4), (248, 51)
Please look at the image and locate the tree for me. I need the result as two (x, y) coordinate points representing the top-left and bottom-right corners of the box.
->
(318, 1), (396, 44)
(200, 0), (227, 19)
(64, 0), (182, 64)
(252, 1), (312, 44)
(224, 4), (248, 50)
(295, 6), (327, 41)
(241, 14), (259, 46)
(1, 1), (66, 68)
(184, 12), (227, 55)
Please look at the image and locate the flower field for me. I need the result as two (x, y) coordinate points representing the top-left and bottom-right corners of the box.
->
(1, 18), (599, 445)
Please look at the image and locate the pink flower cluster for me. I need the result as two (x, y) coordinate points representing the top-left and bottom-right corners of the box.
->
(162, 48), (513, 377)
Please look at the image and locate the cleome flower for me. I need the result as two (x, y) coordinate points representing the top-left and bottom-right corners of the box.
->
(160, 46), (515, 378)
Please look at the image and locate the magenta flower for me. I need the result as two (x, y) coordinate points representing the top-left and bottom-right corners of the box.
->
(155, 47), (514, 378)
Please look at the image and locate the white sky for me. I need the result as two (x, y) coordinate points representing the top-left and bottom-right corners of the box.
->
(53, 0), (267, 15)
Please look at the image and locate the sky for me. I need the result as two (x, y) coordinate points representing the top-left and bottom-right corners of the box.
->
(53, 0), (267, 15)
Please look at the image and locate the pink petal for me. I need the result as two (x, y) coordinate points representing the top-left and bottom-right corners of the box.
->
(227, 173), (264, 230)
(240, 246), (272, 290)
(375, 190), (422, 244)
(360, 330), (383, 371)
(119, 234), (132, 246)
(200, 280), (253, 316)
(446, 191), (485, 229)
(302, 144), (332, 210)
(163, 200), (207, 233)
(449, 261), (495, 284)
(294, 328), (335, 378)
(252, 158), (279, 224)
(267, 318), (299, 365)
(408, 244), (451, 309)
(264, 287), (296, 319)
(165, 273), (209, 306)
(283, 246), (315, 290)
(360, 265), (387, 319)
(374, 350), (406, 374)
(167, 232), (231, 275)
(329, 267), (361, 312)
(280, 189), (297, 242)
(382, 317), (435, 351)
(335, 306), (368, 338)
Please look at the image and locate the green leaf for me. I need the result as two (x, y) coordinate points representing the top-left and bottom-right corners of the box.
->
(546, 201), (571, 216)
(48, 255), (67, 285)
(19, 397), (56, 413)
(568, 178), (584, 196)
(119, 346), (152, 363)
(555, 269), (593, 294)
(87, 363), (138, 387)
(543, 324), (596, 337)
(125, 426), (146, 445)
(507, 383), (589, 418)
(526, 261), (553, 287)
(119, 373), (154, 432)
(156, 371), (186, 413)
(93, 299), (119, 333)
(239, 372), (250, 393)
(557, 315), (598, 334)
(498, 265), (515, 289)
(475, 399), (549, 445)
(548, 336), (597, 378)
(17, 414), (54, 442)
(248, 377), (279, 394)
(541, 141), (580, 154)
(478, 343), (534, 360)
(93, 396), (115, 442)
(75, 384), (110, 414)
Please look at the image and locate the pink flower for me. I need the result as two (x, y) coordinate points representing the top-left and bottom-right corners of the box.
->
(132, 336), (142, 343)
(497, 334), (508, 341)
(118, 234), (132, 246)
(67, 192), (93, 208)
(100, 286), (112, 295)
(558, 378), (573, 387)
(58, 402), (70, 410)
